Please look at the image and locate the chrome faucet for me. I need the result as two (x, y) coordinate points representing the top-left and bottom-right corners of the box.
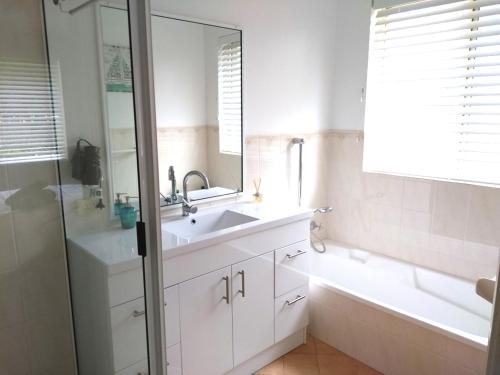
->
(181, 170), (210, 216)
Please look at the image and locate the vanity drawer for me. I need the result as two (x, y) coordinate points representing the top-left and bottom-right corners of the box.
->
(108, 267), (143, 307)
(275, 285), (309, 343)
(166, 343), (182, 375)
(275, 240), (310, 297)
(110, 297), (148, 372)
(165, 285), (180, 347)
(115, 359), (148, 375)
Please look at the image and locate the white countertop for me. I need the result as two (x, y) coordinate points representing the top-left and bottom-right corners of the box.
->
(68, 202), (313, 275)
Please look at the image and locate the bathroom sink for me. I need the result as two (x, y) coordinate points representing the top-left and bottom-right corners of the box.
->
(163, 209), (258, 240)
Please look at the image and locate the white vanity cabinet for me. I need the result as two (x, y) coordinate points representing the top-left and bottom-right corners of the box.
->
(68, 211), (312, 375)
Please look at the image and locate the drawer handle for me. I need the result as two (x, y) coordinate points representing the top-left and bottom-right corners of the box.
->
(133, 302), (166, 318)
(238, 270), (245, 297)
(137, 372), (148, 375)
(222, 276), (230, 304)
(286, 250), (307, 259)
(133, 309), (145, 318)
(286, 295), (306, 305)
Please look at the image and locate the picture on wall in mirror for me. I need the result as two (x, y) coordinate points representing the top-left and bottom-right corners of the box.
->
(103, 44), (132, 92)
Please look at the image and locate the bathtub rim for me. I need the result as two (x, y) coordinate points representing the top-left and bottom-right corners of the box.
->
(309, 275), (489, 352)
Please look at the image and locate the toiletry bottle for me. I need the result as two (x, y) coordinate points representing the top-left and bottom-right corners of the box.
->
(120, 196), (137, 229)
(113, 193), (125, 217)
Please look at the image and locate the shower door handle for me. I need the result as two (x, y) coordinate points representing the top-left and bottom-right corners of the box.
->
(286, 250), (307, 259)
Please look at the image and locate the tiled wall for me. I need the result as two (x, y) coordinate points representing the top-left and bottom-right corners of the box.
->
(326, 131), (500, 281)
(243, 129), (500, 281)
(207, 126), (242, 191)
(157, 127), (208, 194)
(245, 133), (329, 238)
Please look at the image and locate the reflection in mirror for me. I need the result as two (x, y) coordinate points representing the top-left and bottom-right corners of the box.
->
(152, 17), (243, 206)
(99, 9), (243, 209)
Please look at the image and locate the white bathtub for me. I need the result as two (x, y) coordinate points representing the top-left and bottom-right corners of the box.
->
(309, 240), (493, 349)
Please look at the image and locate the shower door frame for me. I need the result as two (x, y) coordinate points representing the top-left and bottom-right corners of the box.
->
(127, 1), (167, 374)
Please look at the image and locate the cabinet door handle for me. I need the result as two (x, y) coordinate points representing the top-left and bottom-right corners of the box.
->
(286, 250), (307, 259)
(238, 270), (245, 297)
(222, 276), (230, 304)
(133, 309), (145, 318)
(286, 295), (306, 305)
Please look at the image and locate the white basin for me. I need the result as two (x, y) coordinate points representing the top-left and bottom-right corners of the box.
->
(163, 209), (258, 240)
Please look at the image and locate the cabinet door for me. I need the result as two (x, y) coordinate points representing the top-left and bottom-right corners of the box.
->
(164, 285), (180, 347)
(179, 266), (233, 375)
(232, 253), (275, 366)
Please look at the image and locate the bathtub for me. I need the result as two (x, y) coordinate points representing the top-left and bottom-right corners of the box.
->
(308, 240), (492, 375)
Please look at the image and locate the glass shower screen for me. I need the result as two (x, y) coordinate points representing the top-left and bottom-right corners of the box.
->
(42, 0), (165, 374)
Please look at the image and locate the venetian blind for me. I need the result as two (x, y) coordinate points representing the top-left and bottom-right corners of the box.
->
(364, 0), (500, 186)
(0, 61), (67, 164)
(218, 39), (242, 155)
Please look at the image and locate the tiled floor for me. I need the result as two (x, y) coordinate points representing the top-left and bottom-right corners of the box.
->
(255, 335), (382, 375)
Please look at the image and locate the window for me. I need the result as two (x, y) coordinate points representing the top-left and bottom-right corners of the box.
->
(0, 61), (66, 164)
(218, 35), (242, 155)
(364, 0), (500, 186)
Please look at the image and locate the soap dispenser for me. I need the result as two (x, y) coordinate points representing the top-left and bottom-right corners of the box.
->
(120, 196), (137, 229)
(113, 193), (125, 217)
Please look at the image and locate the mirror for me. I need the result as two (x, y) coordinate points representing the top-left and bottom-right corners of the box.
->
(152, 16), (243, 206)
(100, 8), (243, 208)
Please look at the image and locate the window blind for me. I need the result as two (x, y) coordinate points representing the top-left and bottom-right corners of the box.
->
(0, 61), (67, 164)
(218, 39), (242, 156)
(364, 0), (500, 186)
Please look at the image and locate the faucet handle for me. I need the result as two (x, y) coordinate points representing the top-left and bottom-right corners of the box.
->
(180, 195), (198, 216)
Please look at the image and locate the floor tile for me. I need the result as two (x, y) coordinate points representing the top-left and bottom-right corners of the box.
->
(255, 356), (285, 375)
(283, 353), (320, 375)
(255, 334), (382, 375)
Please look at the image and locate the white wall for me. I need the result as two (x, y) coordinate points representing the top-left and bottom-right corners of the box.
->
(152, 0), (338, 135)
(331, 0), (371, 130)
(152, 16), (208, 127)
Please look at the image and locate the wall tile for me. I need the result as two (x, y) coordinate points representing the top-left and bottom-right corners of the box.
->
(0, 271), (25, 330)
(403, 178), (432, 213)
(0, 212), (17, 273)
(12, 202), (64, 266)
(0, 324), (31, 375)
(466, 186), (500, 247)
(431, 181), (469, 240)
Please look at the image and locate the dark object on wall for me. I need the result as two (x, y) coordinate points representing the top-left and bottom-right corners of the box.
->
(71, 138), (102, 186)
